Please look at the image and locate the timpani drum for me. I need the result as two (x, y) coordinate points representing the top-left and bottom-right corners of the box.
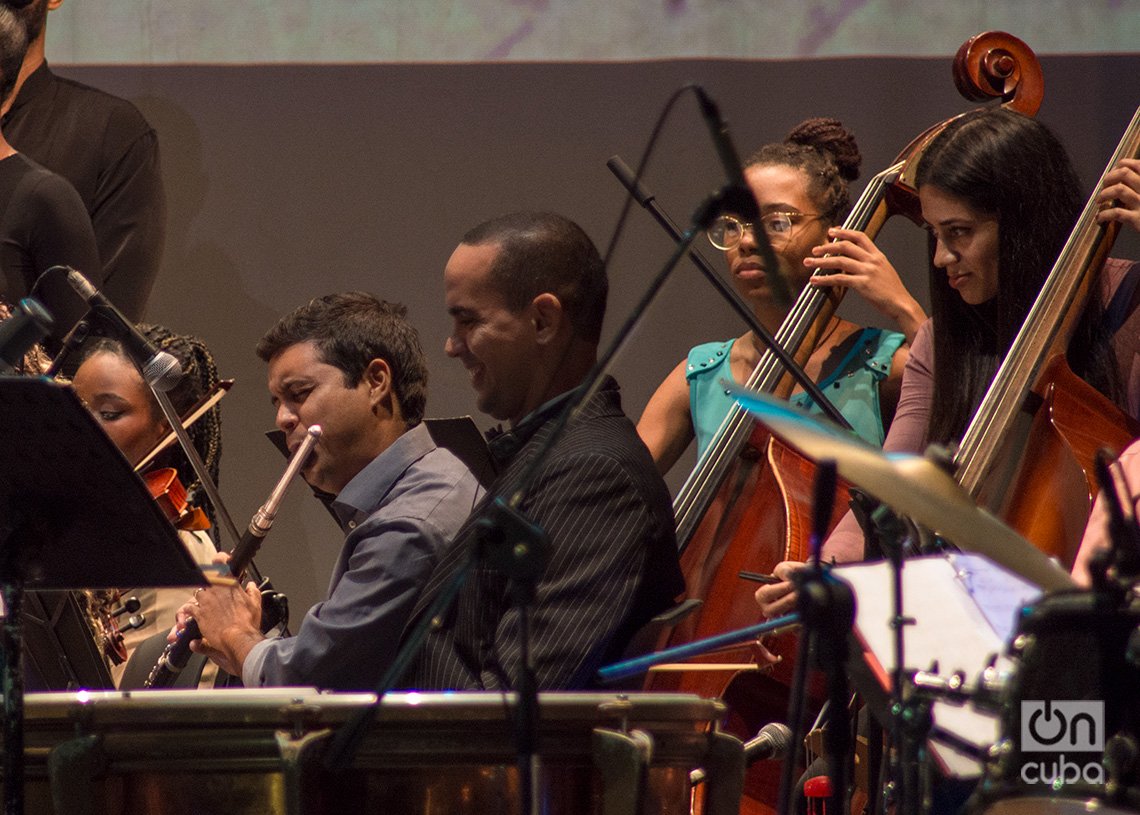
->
(6, 689), (731, 814)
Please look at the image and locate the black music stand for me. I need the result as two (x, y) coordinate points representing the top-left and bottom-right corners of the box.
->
(0, 377), (205, 815)
(22, 591), (117, 691)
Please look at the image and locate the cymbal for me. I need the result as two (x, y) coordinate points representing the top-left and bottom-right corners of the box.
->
(727, 384), (1074, 591)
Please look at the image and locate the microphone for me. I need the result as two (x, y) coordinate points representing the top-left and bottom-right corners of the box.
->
(693, 85), (758, 221)
(689, 721), (793, 785)
(692, 86), (792, 306)
(62, 267), (183, 391)
(0, 297), (53, 374)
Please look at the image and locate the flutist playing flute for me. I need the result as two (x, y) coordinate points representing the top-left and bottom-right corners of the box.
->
(174, 293), (483, 690)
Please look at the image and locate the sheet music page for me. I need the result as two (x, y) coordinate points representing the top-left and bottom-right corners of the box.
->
(836, 555), (1041, 777)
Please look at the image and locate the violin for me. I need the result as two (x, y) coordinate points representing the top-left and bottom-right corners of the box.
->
(135, 381), (232, 531)
(101, 380), (231, 667)
(92, 466), (213, 666)
(645, 32), (1044, 813)
(144, 468), (211, 531)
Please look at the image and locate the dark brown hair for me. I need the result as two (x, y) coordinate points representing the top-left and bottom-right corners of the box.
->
(461, 211), (608, 344)
(256, 292), (428, 426)
(915, 107), (1119, 443)
(745, 117), (862, 225)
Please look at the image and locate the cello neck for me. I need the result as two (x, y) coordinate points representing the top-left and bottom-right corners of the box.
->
(954, 105), (1140, 498)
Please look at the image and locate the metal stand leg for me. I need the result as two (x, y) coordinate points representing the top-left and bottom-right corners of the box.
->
(2, 580), (26, 815)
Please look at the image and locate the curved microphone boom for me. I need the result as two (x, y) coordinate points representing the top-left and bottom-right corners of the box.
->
(144, 425), (322, 688)
(692, 85), (759, 222)
(691, 85), (792, 306)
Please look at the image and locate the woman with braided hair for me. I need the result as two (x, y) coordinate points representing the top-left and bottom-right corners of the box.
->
(70, 323), (223, 684)
(638, 118), (922, 472)
(72, 325), (222, 527)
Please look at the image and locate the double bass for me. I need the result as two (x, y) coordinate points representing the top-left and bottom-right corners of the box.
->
(641, 32), (1045, 812)
(953, 104), (1140, 565)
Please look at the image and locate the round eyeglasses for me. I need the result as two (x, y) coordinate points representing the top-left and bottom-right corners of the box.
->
(706, 211), (822, 250)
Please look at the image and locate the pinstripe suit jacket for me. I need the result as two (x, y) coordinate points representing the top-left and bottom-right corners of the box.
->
(402, 377), (683, 690)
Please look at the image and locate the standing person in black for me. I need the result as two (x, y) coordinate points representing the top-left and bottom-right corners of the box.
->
(404, 211), (684, 691)
(2, 0), (165, 322)
(0, 3), (97, 336)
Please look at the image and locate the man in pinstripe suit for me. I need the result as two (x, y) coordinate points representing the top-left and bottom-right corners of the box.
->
(403, 211), (684, 690)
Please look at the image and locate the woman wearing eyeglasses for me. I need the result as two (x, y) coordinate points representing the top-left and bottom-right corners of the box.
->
(638, 118), (923, 473)
(757, 108), (1138, 616)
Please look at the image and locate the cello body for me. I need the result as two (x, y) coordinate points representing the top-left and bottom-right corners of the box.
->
(661, 434), (851, 810)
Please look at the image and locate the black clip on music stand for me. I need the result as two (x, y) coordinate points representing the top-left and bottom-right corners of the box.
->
(0, 378), (206, 815)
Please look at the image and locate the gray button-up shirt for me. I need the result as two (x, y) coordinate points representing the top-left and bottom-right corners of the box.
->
(243, 422), (483, 689)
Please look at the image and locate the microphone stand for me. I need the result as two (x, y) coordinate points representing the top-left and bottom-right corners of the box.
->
(775, 460), (856, 815)
(324, 180), (754, 811)
(151, 387), (243, 550)
(865, 502), (932, 815)
(147, 379), (281, 630)
(607, 155), (852, 431)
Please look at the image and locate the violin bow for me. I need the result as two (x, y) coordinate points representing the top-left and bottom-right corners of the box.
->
(133, 379), (233, 473)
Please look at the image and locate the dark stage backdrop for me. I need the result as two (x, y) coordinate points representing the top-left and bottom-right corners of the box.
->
(59, 55), (1140, 623)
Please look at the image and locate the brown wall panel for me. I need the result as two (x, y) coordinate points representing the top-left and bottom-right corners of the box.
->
(58, 56), (1140, 634)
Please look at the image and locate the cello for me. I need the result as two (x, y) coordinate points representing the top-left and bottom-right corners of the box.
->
(642, 32), (1044, 813)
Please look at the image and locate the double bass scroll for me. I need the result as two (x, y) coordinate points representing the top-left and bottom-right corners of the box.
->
(953, 31), (1044, 114)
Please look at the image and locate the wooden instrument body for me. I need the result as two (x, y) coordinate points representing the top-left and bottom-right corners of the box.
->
(651, 427), (849, 808)
(980, 355), (1140, 569)
(642, 31), (1049, 814)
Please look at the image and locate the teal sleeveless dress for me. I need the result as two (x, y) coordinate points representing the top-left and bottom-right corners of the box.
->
(686, 327), (905, 459)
